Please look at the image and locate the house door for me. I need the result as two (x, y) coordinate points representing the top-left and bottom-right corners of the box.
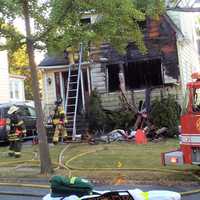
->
(56, 68), (90, 112)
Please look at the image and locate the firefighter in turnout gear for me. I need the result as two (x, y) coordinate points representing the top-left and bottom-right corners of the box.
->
(7, 106), (26, 158)
(52, 99), (68, 144)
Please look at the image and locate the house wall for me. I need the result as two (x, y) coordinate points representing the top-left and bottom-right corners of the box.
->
(168, 11), (200, 93)
(41, 69), (57, 118)
(89, 16), (182, 110)
(90, 63), (107, 93)
(0, 50), (10, 102)
(100, 86), (181, 111)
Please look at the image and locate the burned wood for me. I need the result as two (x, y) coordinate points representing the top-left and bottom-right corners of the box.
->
(155, 127), (168, 136)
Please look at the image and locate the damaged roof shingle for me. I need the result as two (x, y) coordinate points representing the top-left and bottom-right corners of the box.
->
(39, 55), (68, 67)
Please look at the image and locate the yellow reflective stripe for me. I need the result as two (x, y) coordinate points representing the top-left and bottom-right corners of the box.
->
(70, 177), (77, 184)
(16, 121), (23, 126)
(141, 192), (149, 200)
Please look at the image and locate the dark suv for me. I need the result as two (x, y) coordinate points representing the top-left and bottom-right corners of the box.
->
(0, 103), (37, 142)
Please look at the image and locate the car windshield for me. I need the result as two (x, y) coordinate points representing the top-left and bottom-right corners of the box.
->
(17, 106), (31, 116)
(28, 107), (36, 117)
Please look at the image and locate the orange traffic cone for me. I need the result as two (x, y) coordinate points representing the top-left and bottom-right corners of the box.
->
(135, 129), (147, 144)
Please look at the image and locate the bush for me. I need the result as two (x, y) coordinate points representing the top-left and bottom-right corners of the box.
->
(149, 95), (181, 137)
(87, 90), (136, 134)
(105, 109), (136, 131)
(87, 90), (107, 133)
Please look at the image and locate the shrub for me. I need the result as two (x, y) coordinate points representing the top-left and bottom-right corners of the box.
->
(105, 109), (136, 131)
(87, 89), (107, 133)
(87, 90), (136, 133)
(149, 95), (181, 137)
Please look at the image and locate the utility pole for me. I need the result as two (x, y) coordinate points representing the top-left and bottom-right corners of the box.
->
(22, 0), (52, 174)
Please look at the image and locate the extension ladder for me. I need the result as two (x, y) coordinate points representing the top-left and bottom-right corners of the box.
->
(65, 43), (83, 140)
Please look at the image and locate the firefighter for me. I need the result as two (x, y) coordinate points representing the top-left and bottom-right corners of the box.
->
(7, 106), (26, 158)
(52, 98), (68, 144)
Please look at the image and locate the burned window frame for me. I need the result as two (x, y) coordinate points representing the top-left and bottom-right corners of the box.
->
(124, 59), (163, 90)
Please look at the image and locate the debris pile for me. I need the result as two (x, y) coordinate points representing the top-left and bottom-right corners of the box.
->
(86, 89), (181, 144)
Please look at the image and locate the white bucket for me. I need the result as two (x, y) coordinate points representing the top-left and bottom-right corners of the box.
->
(129, 189), (181, 200)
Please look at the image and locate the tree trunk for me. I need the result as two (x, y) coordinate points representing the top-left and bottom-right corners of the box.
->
(22, 0), (52, 174)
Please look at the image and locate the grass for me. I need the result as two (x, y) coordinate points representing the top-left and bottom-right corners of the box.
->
(0, 143), (63, 164)
(61, 139), (200, 184)
(0, 139), (200, 184)
(63, 139), (197, 170)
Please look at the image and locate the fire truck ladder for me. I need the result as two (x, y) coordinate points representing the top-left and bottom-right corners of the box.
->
(65, 43), (83, 140)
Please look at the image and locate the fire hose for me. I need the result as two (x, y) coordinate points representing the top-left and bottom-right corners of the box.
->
(0, 144), (200, 197)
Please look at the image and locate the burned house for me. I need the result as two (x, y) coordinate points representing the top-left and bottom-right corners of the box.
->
(39, 13), (199, 138)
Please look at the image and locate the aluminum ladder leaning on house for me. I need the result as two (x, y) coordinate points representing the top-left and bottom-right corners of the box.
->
(65, 43), (83, 140)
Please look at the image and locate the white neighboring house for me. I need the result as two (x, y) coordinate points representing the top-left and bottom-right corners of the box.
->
(0, 43), (26, 103)
(167, 11), (200, 93)
(0, 49), (10, 102)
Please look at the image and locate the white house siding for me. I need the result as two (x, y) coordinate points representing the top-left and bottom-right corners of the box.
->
(90, 63), (107, 93)
(177, 40), (199, 90)
(0, 50), (10, 102)
(168, 11), (200, 95)
(42, 70), (56, 111)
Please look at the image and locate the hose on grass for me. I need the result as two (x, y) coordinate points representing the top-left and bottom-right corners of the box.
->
(61, 145), (200, 197)
(0, 144), (200, 197)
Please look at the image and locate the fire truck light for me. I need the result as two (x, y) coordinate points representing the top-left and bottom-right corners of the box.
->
(170, 157), (178, 163)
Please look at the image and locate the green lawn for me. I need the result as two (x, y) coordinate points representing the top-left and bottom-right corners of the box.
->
(63, 139), (194, 170)
(62, 139), (200, 183)
(0, 139), (200, 183)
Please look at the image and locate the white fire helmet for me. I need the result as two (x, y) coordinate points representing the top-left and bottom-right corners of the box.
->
(8, 106), (19, 115)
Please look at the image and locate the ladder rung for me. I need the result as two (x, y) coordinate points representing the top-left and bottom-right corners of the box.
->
(68, 97), (76, 99)
(69, 82), (77, 84)
(67, 112), (75, 115)
(68, 89), (77, 91)
(66, 117), (74, 119)
(70, 75), (78, 77)
(66, 115), (74, 118)
(67, 104), (75, 107)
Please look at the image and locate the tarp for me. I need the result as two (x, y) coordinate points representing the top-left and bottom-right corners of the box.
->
(50, 176), (93, 197)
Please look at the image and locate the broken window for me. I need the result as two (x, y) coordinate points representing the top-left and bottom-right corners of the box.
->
(80, 17), (91, 25)
(107, 64), (120, 92)
(124, 59), (163, 89)
(106, 59), (163, 92)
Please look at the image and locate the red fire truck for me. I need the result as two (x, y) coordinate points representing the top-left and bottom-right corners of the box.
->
(162, 72), (200, 165)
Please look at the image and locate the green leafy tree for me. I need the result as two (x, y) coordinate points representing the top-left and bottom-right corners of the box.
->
(43, 0), (165, 54)
(0, 0), (52, 174)
(0, 0), (165, 174)
(8, 46), (34, 100)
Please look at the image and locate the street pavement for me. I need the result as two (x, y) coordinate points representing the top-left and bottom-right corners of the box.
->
(0, 184), (200, 200)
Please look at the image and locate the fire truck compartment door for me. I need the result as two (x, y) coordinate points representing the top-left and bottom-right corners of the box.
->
(164, 151), (184, 165)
